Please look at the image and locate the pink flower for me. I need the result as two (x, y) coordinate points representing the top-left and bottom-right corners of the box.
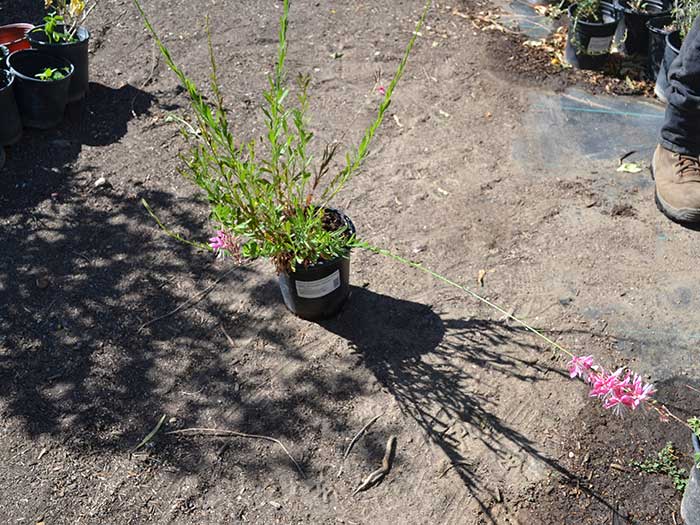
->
(567, 355), (595, 379)
(587, 367), (655, 415)
(377, 86), (386, 95)
(589, 367), (624, 399)
(208, 230), (242, 261)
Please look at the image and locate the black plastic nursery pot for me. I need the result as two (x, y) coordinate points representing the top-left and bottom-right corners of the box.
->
(0, 70), (23, 145)
(655, 30), (682, 101)
(8, 50), (74, 129)
(27, 25), (89, 103)
(614, 0), (670, 55)
(565, 2), (621, 70)
(681, 434), (700, 525)
(277, 210), (355, 321)
(647, 15), (674, 80)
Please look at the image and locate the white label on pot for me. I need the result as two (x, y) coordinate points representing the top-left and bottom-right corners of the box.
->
(296, 270), (341, 299)
(587, 36), (613, 54)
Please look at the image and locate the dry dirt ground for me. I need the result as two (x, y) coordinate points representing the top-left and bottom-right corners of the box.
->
(2, 1), (700, 524)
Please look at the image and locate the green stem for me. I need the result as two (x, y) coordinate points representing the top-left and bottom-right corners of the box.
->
(359, 242), (575, 359)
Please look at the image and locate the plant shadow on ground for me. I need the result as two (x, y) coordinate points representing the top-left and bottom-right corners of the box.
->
(0, 173), (395, 486)
(0, 177), (344, 482)
(1, 82), (154, 213)
(323, 287), (633, 523)
(0, 187), (648, 522)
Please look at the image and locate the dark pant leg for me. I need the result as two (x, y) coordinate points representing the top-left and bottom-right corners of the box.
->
(660, 16), (700, 155)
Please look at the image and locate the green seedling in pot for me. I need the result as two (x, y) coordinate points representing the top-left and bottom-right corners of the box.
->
(574, 0), (603, 23)
(35, 66), (71, 81)
(41, 0), (97, 43)
(43, 12), (75, 43)
(629, 0), (652, 11)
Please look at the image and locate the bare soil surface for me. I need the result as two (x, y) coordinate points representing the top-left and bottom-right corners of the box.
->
(1, 1), (698, 524)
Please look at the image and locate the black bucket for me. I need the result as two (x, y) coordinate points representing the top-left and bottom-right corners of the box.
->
(27, 25), (89, 103)
(681, 434), (700, 525)
(8, 49), (73, 129)
(615, 0), (670, 55)
(647, 15), (674, 79)
(277, 211), (355, 321)
(655, 29), (682, 102)
(0, 70), (23, 145)
(565, 2), (621, 69)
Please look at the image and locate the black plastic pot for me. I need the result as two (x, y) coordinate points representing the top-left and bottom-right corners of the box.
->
(565, 2), (621, 69)
(27, 25), (89, 103)
(655, 29), (682, 102)
(0, 70), (23, 145)
(0, 146), (5, 171)
(681, 434), (700, 525)
(614, 0), (670, 55)
(647, 15), (674, 79)
(277, 211), (355, 321)
(8, 49), (74, 129)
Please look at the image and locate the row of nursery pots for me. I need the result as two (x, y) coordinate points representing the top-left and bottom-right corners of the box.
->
(565, 0), (677, 82)
(0, 22), (90, 164)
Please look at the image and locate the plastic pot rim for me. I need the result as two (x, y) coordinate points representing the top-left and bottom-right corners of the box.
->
(646, 15), (675, 34)
(7, 49), (75, 83)
(0, 23), (35, 48)
(614, 0), (670, 16)
(666, 30), (682, 53)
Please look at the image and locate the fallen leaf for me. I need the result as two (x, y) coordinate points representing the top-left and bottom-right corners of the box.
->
(616, 162), (642, 173)
(477, 269), (487, 287)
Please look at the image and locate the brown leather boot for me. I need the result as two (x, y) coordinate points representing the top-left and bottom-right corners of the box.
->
(652, 144), (700, 223)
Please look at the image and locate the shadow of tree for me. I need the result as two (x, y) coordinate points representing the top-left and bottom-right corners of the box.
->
(0, 184), (374, 487)
(323, 286), (631, 522)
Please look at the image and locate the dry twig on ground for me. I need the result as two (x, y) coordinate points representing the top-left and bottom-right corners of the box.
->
(167, 427), (305, 478)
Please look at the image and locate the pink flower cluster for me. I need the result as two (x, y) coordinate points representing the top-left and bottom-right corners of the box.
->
(567, 355), (655, 415)
(208, 230), (242, 261)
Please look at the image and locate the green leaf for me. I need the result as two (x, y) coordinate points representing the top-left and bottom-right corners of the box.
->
(617, 162), (643, 174)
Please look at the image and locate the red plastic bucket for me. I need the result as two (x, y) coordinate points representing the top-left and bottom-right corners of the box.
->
(0, 24), (34, 53)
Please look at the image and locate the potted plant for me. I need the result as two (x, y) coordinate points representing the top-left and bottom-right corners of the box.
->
(8, 49), (73, 129)
(27, 0), (95, 102)
(654, 0), (699, 101)
(0, 23), (35, 53)
(134, 0), (429, 321)
(614, 0), (671, 55)
(565, 0), (622, 69)
(0, 70), (23, 146)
